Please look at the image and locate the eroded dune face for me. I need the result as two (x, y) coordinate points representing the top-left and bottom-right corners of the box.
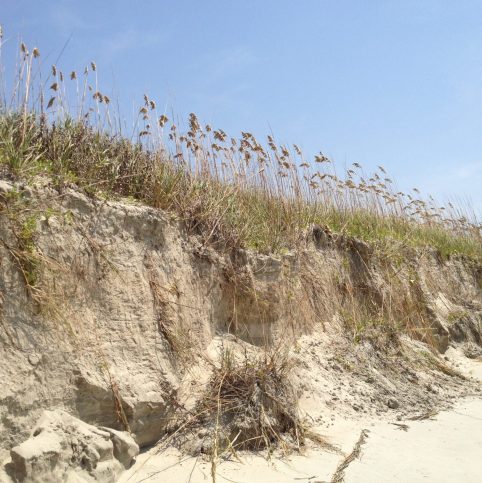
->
(0, 180), (480, 481)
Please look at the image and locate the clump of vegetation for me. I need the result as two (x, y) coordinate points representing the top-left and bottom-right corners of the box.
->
(0, 32), (480, 262)
(164, 345), (307, 462)
(199, 347), (303, 453)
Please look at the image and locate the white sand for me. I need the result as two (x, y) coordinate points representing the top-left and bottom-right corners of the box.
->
(344, 353), (482, 483)
(344, 397), (482, 483)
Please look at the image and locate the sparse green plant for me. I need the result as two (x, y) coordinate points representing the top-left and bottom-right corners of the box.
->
(0, 188), (43, 297)
(446, 309), (469, 323)
(0, 113), (44, 174)
(0, 189), (68, 319)
(342, 309), (399, 347)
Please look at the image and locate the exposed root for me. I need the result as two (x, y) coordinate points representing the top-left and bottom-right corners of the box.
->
(106, 373), (130, 433)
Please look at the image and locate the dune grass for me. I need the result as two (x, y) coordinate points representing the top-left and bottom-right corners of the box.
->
(0, 36), (480, 260)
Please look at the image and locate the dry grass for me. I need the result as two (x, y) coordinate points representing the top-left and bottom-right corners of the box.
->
(200, 347), (303, 453)
(330, 429), (369, 483)
(146, 257), (193, 359)
(163, 344), (309, 462)
(0, 35), (480, 261)
(406, 409), (439, 421)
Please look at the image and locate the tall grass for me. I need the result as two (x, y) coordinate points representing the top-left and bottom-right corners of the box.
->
(0, 33), (480, 259)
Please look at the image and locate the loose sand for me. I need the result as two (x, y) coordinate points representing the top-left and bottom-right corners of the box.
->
(121, 351), (482, 483)
(344, 397), (482, 483)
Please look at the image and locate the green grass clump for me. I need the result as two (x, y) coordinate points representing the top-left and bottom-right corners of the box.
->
(0, 37), (480, 261)
(16, 215), (40, 287)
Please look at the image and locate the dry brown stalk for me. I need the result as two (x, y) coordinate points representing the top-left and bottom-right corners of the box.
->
(330, 429), (369, 483)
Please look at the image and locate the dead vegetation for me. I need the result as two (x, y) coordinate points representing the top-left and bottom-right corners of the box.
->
(159, 343), (315, 464)
(200, 347), (303, 452)
(330, 429), (369, 483)
(144, 253), (195, 361)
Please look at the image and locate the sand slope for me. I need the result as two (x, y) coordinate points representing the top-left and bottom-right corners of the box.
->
(122, 354), (482, 483)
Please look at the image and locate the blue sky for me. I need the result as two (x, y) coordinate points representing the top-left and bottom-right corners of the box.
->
(2, 0), (482, 216)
